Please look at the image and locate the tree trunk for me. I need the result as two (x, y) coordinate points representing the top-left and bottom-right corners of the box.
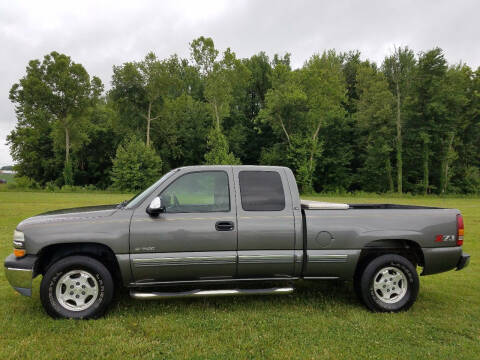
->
(308, 121), (322, 174)
(386, 157), (394, 192)
(65, 126), (70, 164)
(441, 133), (455, 194)
(423, 139), (429, 194)
(278, 115), (291, 146)
(146, 102), (152, 147)
(213, 99), (220, 130)
(395, 82), (403, 194)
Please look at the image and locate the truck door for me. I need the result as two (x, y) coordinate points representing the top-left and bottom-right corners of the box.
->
(129, 167), (237, 283)
(233, 168), (296, 278)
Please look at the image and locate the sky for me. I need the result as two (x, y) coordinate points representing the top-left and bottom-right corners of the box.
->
(1, 0), (479, 167)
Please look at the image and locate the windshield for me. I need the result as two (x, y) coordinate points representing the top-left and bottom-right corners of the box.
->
(125, 170), (176, 209)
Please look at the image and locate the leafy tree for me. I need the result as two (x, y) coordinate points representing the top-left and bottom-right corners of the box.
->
(190, 36), (218, 76)
(454, 66), (480, 193)
(355, 63), (396, 192)
(410, 48), (448, 194)
(156, 94), (211, 169)
(7, 113), (59, 184)
(191, 38), (235, 130)
(7, 40), (480, 195)
(342, 50), (362, 115)
(74, 103), (118, 188)
(259, 51), (346, 192)
(190, 37), (245, 164)
(434, 64), (471, 193)
(204, 128), (240, 165)
(9, 51), (101, 185)
(110, 53), (179, 147)
(110, 136), (162, 192)
(383, 47), (416, 193)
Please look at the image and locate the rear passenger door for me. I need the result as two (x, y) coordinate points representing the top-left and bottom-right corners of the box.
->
(233, 168), (296, 278)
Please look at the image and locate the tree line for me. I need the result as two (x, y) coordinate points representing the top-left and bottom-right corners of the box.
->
(7, 37), (480, 193)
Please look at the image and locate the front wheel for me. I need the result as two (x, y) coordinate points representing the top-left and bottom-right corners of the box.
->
(40, 255), (114, 319)
(357, 254), (419, 312)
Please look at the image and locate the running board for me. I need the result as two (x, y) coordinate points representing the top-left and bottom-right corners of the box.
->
(130, 287), (294, 300)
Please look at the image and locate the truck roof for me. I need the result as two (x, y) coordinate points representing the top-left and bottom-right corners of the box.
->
(177, 165), (291, 171)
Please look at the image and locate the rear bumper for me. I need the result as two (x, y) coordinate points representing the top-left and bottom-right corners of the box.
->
(456, 253), (470, 271)
(422, 247), (469, 275)
(4, 254), (38, 297)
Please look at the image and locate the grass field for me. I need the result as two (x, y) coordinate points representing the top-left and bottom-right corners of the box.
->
(0, 192), (478, 359)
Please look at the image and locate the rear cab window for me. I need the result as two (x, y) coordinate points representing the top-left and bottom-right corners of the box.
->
(238, 171), (285, 211)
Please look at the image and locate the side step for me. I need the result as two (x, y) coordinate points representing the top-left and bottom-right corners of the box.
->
(130, 287), (294, 300)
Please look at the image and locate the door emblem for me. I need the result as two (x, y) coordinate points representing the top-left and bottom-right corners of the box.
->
(135, 247), (156, 252)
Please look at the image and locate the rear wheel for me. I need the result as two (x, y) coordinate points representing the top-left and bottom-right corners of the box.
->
(40, 255), (114, 319)
(357, 254), (419, 312)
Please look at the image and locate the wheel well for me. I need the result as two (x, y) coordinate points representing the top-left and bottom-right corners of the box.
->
(36, 243), (122, 285)
(354, 239), (424, 280)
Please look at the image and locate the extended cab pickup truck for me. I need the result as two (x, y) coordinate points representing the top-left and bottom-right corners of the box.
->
(4, 165), (470, 319)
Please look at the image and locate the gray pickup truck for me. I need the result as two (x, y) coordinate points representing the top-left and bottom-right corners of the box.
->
(4, 165), (470, 318)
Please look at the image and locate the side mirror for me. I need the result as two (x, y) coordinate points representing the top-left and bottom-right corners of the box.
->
(146, 197), (164, 216)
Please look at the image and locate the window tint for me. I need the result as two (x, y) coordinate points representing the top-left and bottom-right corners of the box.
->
(161, 171), (230, 213)
(239, 171), (285, 211)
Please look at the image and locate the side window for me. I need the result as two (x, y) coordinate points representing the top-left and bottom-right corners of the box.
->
(160, 171), (230, 213)
(239, 171), (285, 211)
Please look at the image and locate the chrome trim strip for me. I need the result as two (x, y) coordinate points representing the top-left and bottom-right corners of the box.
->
(308, 254), (348, 263)
(130, 287), (294, 300)
(301, 200), (349, 210)
(238, 254), (293, 264)
(133, 255), (236, 268)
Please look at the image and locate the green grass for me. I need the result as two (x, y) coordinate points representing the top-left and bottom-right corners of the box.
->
(0, 192), (478, 359)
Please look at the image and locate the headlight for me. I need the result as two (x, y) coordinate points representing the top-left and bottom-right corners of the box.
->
(13, 230), (26, 257)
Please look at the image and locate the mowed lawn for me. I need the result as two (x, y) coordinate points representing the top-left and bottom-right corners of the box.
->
(0, 192), (478, 359)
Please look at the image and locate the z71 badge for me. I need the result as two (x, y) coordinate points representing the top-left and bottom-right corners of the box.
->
(435, 234), (456, 242)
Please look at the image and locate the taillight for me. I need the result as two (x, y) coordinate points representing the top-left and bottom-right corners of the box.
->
(456, 214), (464, 246)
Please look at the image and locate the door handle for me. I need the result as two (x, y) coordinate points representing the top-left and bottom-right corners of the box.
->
(215, 221), (235, 231)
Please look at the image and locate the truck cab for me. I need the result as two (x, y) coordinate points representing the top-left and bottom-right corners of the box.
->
(128, 165), (302, 284)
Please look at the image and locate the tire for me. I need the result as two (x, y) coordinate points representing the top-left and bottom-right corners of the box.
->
(40, 255), (114, 319)
(357, 254), (419, 312)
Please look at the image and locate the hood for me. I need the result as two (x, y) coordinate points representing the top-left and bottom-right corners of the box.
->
(17, 204), (118, 230)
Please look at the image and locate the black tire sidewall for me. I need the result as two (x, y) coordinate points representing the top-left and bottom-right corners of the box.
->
(360, 254), (419, 312)
(40, 256), (114, 319)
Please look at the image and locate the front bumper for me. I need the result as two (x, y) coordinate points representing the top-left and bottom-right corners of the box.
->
(4, 254), (38, 297)
(456, 253), (470, 271)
